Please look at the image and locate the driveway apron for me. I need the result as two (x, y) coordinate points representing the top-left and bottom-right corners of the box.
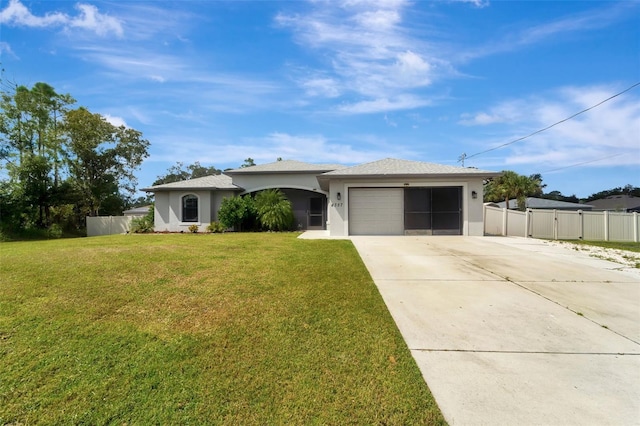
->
(350, 236), (640, 426)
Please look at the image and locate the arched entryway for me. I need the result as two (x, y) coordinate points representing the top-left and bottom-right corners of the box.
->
(282, 189), (326, 230)
(245, 188), (327, 231)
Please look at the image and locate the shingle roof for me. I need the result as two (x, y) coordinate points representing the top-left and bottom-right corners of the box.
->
(494, 198), (593, 210)
(123, 205), (152, 215)
(141, 174), (242, 192)
(320, 158), (499, 177)
(225, 159), (345, 174)
(588, 195), (640, 212)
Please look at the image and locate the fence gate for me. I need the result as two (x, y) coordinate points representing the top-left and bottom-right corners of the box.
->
(483, 205), (639, 243)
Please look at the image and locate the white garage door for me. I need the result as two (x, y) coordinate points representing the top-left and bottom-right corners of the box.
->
(349, 188), (404, 235)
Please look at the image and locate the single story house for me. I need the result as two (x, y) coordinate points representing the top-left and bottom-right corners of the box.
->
(123, 205), (152, 217)
(588, 195), (640, 212)
(489, 198), (593, 211)
(142, 158), (500, 236)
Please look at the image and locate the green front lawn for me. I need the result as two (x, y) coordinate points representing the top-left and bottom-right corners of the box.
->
(566, 240), (640, 253)
(0, 233), (445, 425)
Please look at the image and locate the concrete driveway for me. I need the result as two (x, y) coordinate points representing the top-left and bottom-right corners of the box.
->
(350, 236), (640, 426)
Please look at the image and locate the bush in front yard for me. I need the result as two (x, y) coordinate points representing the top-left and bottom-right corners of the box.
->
(130, 205), (154, 233)
(207, 221), (225, 233)
(254, 189), (294, 232)
(218, 196), (257, 231)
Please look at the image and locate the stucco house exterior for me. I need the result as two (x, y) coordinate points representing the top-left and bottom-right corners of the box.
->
(142, 158), (499, 236)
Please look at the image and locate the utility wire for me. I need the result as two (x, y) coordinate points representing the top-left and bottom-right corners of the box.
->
(463, 81), (640, 161)
(541, 152), (630, 173)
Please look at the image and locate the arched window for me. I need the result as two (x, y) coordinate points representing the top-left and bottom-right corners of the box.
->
(182, 194), (198, 222)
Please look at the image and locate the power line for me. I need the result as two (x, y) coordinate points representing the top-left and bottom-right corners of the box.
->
(541, 152), (630, 173)
(462, 81), (640, 162)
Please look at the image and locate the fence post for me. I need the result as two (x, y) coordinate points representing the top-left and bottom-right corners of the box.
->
(603, 211), (609, 241)
(525, 209), (531, 238)
(578, 210), (583, 240)
(483, 204), (487, 235)
(553, 209), (558, 240)
(634, 212), (638, 243)
(502, 208), (508, 236)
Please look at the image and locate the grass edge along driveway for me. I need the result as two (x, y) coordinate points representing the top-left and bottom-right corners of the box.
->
(0, 233), (445, 425)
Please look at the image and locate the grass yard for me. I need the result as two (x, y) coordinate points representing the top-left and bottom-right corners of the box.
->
(0, 233), (445, 425)
(567, 240), (640, 253)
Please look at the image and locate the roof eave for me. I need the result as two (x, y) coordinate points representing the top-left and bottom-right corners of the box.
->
(319, 172), (502, 180)
(142, 186), (244, 192)
(317, 171), (500, 191)
(225, 169), (337, 175)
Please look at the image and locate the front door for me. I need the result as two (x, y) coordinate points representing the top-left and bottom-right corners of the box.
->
(308, 197), (324, 230)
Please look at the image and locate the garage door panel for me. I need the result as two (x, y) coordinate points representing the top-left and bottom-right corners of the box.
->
(349, 188), (404, 235)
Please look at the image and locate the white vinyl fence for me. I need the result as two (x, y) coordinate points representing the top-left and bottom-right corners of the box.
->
(484, 205), (640, 242)
(86, 216), (133, 237)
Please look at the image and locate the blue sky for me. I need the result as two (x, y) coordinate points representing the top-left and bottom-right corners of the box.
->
(1, 0), (638, 198)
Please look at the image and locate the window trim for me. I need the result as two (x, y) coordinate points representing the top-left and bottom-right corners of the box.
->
(181, 194), (199, 223)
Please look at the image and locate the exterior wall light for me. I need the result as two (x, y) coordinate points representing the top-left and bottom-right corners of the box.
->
(472, 191), (478, 199)
(336, 192), (341, 200)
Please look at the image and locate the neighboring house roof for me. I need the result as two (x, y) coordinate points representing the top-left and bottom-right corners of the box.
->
(587, 195), (640, 212)
(225, 159), (345, 174)
(123, 205), (151, 215)
(141, 174), (243, 192)
(493, 197), (593, 210)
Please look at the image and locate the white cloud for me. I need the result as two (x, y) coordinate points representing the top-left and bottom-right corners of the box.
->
(452, 0), (490, 8)
(459, 2), (636, 62)
(384, 114), (397, 127)
(464, 84), (640, 169)
(148, 131), (416, 167)
(394, 50), (432, 87)
(68, 4), (123, 37)
(0, 0), (67, 27)
(301, 77), (341, 98)
(338, 95), (432, 114)
(103, 114), (127, 128)
(276, 0), (446, 113)
(74, 45), (185, 82)
(353, 9), (401, 29)
(0, 42), (16, 58)
(0, 0), (123, 37)
(459, 100), (524, 125)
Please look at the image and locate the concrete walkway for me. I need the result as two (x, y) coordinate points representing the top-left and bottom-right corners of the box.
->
(349, 236), (640, 426)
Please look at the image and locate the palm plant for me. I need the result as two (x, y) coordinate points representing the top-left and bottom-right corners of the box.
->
(484, 171), (543, 210)
(254, 189), (294, 231)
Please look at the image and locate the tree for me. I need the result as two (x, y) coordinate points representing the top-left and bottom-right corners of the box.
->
(64, 107), (149, 216)
(540, 190), (579, 204)
(0, 82), (74, 227)
(127, 194), (154, 208)
(240, 157), (255, 168)
(585, 185), (640, 202)
(0, 81), (150, 235)
(254, 189), (294, 231)
(484, 171), (544, 210)
(153, 161), (221, 186)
